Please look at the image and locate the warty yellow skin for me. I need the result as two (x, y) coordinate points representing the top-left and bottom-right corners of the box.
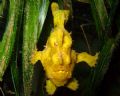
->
(30, 2), (99, 95)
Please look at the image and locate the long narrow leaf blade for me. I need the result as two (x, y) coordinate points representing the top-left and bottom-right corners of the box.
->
(90, 0), (108, 38)
(22, 0), (49, 95)
(10, 0), (24, 95)
(0, 0), (20, 81)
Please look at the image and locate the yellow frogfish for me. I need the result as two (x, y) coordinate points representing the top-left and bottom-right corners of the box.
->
(30, 2), (99, 95)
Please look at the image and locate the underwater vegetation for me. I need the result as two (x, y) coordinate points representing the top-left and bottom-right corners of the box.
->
(0, 0), (120, 96)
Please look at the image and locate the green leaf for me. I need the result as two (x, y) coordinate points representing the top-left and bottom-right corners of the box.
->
(11, 58), (23, 96)
(80, 39), (114, 96)
(0, 0), (6, 16)
(76, 1), (120, 95)
(107, 0), (119, 8)
(76, 0), (89, 3)
(90, 0), (108, 39)
(10, 0), (24, 95)
(90, 39), (114, 88)
(0, 0), (21, 81)
(22, 0), (49, 95)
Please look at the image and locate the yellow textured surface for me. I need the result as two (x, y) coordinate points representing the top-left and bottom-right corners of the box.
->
(45, 80), (56, 95)
(30, 2), (99, 95)
(67, 79), (79, 91)
(77, 52), (99, 67)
